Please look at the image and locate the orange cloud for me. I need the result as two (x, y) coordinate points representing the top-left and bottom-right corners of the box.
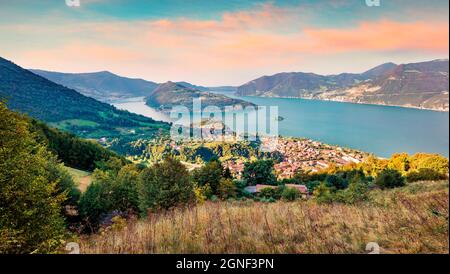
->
(303, 20), (449, 53)
(2, 3), (448, 85)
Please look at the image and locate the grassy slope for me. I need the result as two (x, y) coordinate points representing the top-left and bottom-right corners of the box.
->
(79, 181), (449, 254)
(65, 166), (92, 193)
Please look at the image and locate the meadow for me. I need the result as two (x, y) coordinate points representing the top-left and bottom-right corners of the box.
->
(78, 180), (449, 254)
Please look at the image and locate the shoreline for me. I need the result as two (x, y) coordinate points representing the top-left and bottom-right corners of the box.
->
(238, 94), (449, 113)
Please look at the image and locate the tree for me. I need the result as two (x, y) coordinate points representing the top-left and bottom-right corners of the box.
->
(242, 160), (277, 186)
(192, 158), (224, 195)
(325, 174), (348, 190)
(359, 156), (389, 177)
(218, 178), (237, 199)
(138, 157), (195, 214)
(46, 156), (81, 206)
(375, 169), (405, 189)
(409, 153), (449, 175)
(78, 170), (114, 230)
(0, 102), (66, 253)
(78, 164), (141, 230)
(388, 153), (411, 175)
(406, 168), (447, 182)
(112, 164), (140, 213)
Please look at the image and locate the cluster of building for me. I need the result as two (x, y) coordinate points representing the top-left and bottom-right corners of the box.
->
(272, 138), (366, 179)
(225, 138), (367, 180)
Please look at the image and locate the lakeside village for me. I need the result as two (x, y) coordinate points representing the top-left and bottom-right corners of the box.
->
(124, 121), (369, 196)
(224, 137), (367, 180)
(174, 119), (368, 179)
(98, 113), (370, 196)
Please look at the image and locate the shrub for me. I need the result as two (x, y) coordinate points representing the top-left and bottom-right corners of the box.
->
(258, 187), (278, 199)
(78, 171), (114, 230)
(375, 169), (405, 189)
(305, 180), (321, 193)
(334, 180), (369, 204)
(78, 165), (140, 230)
(193, 184), (211, 203)
(406, 168), (448, 182)
(138, 157), (195, 214)
(281, 187), (301, 201)
(218, 178), (237, 199)
(313, 182), (334, 203)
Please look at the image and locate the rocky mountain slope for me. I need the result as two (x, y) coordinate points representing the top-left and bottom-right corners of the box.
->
(237, 60), (448, 111)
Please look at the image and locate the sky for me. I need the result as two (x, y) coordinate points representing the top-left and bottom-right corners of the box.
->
(0, 0), (448, 86)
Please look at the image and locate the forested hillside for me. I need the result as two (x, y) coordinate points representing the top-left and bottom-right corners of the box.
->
(0, 57), (170, 140)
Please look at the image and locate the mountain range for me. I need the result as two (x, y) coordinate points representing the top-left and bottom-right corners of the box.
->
(30, 69), (159, 102)
(236, 60), (449, 111)
(32, 59), (449, 111)
(0, 57), (170, 140)
(31, 69), (235, 102)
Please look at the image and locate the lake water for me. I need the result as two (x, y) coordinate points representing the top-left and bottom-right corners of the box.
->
(113, 96), (449, 158)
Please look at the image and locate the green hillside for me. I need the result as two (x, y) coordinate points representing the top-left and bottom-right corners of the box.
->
(0, 57), (170, 140)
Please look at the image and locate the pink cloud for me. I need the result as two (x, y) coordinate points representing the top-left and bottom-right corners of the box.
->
(2, 4), (448, 85)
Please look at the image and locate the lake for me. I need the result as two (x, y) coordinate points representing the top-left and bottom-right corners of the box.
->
(113, 96), (449, 158)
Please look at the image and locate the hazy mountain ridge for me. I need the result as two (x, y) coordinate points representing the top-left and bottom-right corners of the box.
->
(32, 69), (238, 101)
(237, 60), (448, 111)
(30, 69), (159, 102)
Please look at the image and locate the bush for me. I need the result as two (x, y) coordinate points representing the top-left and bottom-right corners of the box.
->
(375, 169), (405, 189)
(78, 165), (140, 230)
(258, 187), (278, 199)
(281, 187), (301, 201)
(334, 180), (369, 204)
(305, 180), (321, 193)
(138, 157), (195, 214)
(218, 178), (237, 199)
(313, 182), (334, 203)
(406, 168), (448, 182)
(78, 171), (114, 230)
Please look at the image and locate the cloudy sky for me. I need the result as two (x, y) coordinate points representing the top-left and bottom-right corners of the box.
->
(0, 0), (448, 86)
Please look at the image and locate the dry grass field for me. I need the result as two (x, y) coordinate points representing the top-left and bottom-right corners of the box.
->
(79, 181), (449, 254)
